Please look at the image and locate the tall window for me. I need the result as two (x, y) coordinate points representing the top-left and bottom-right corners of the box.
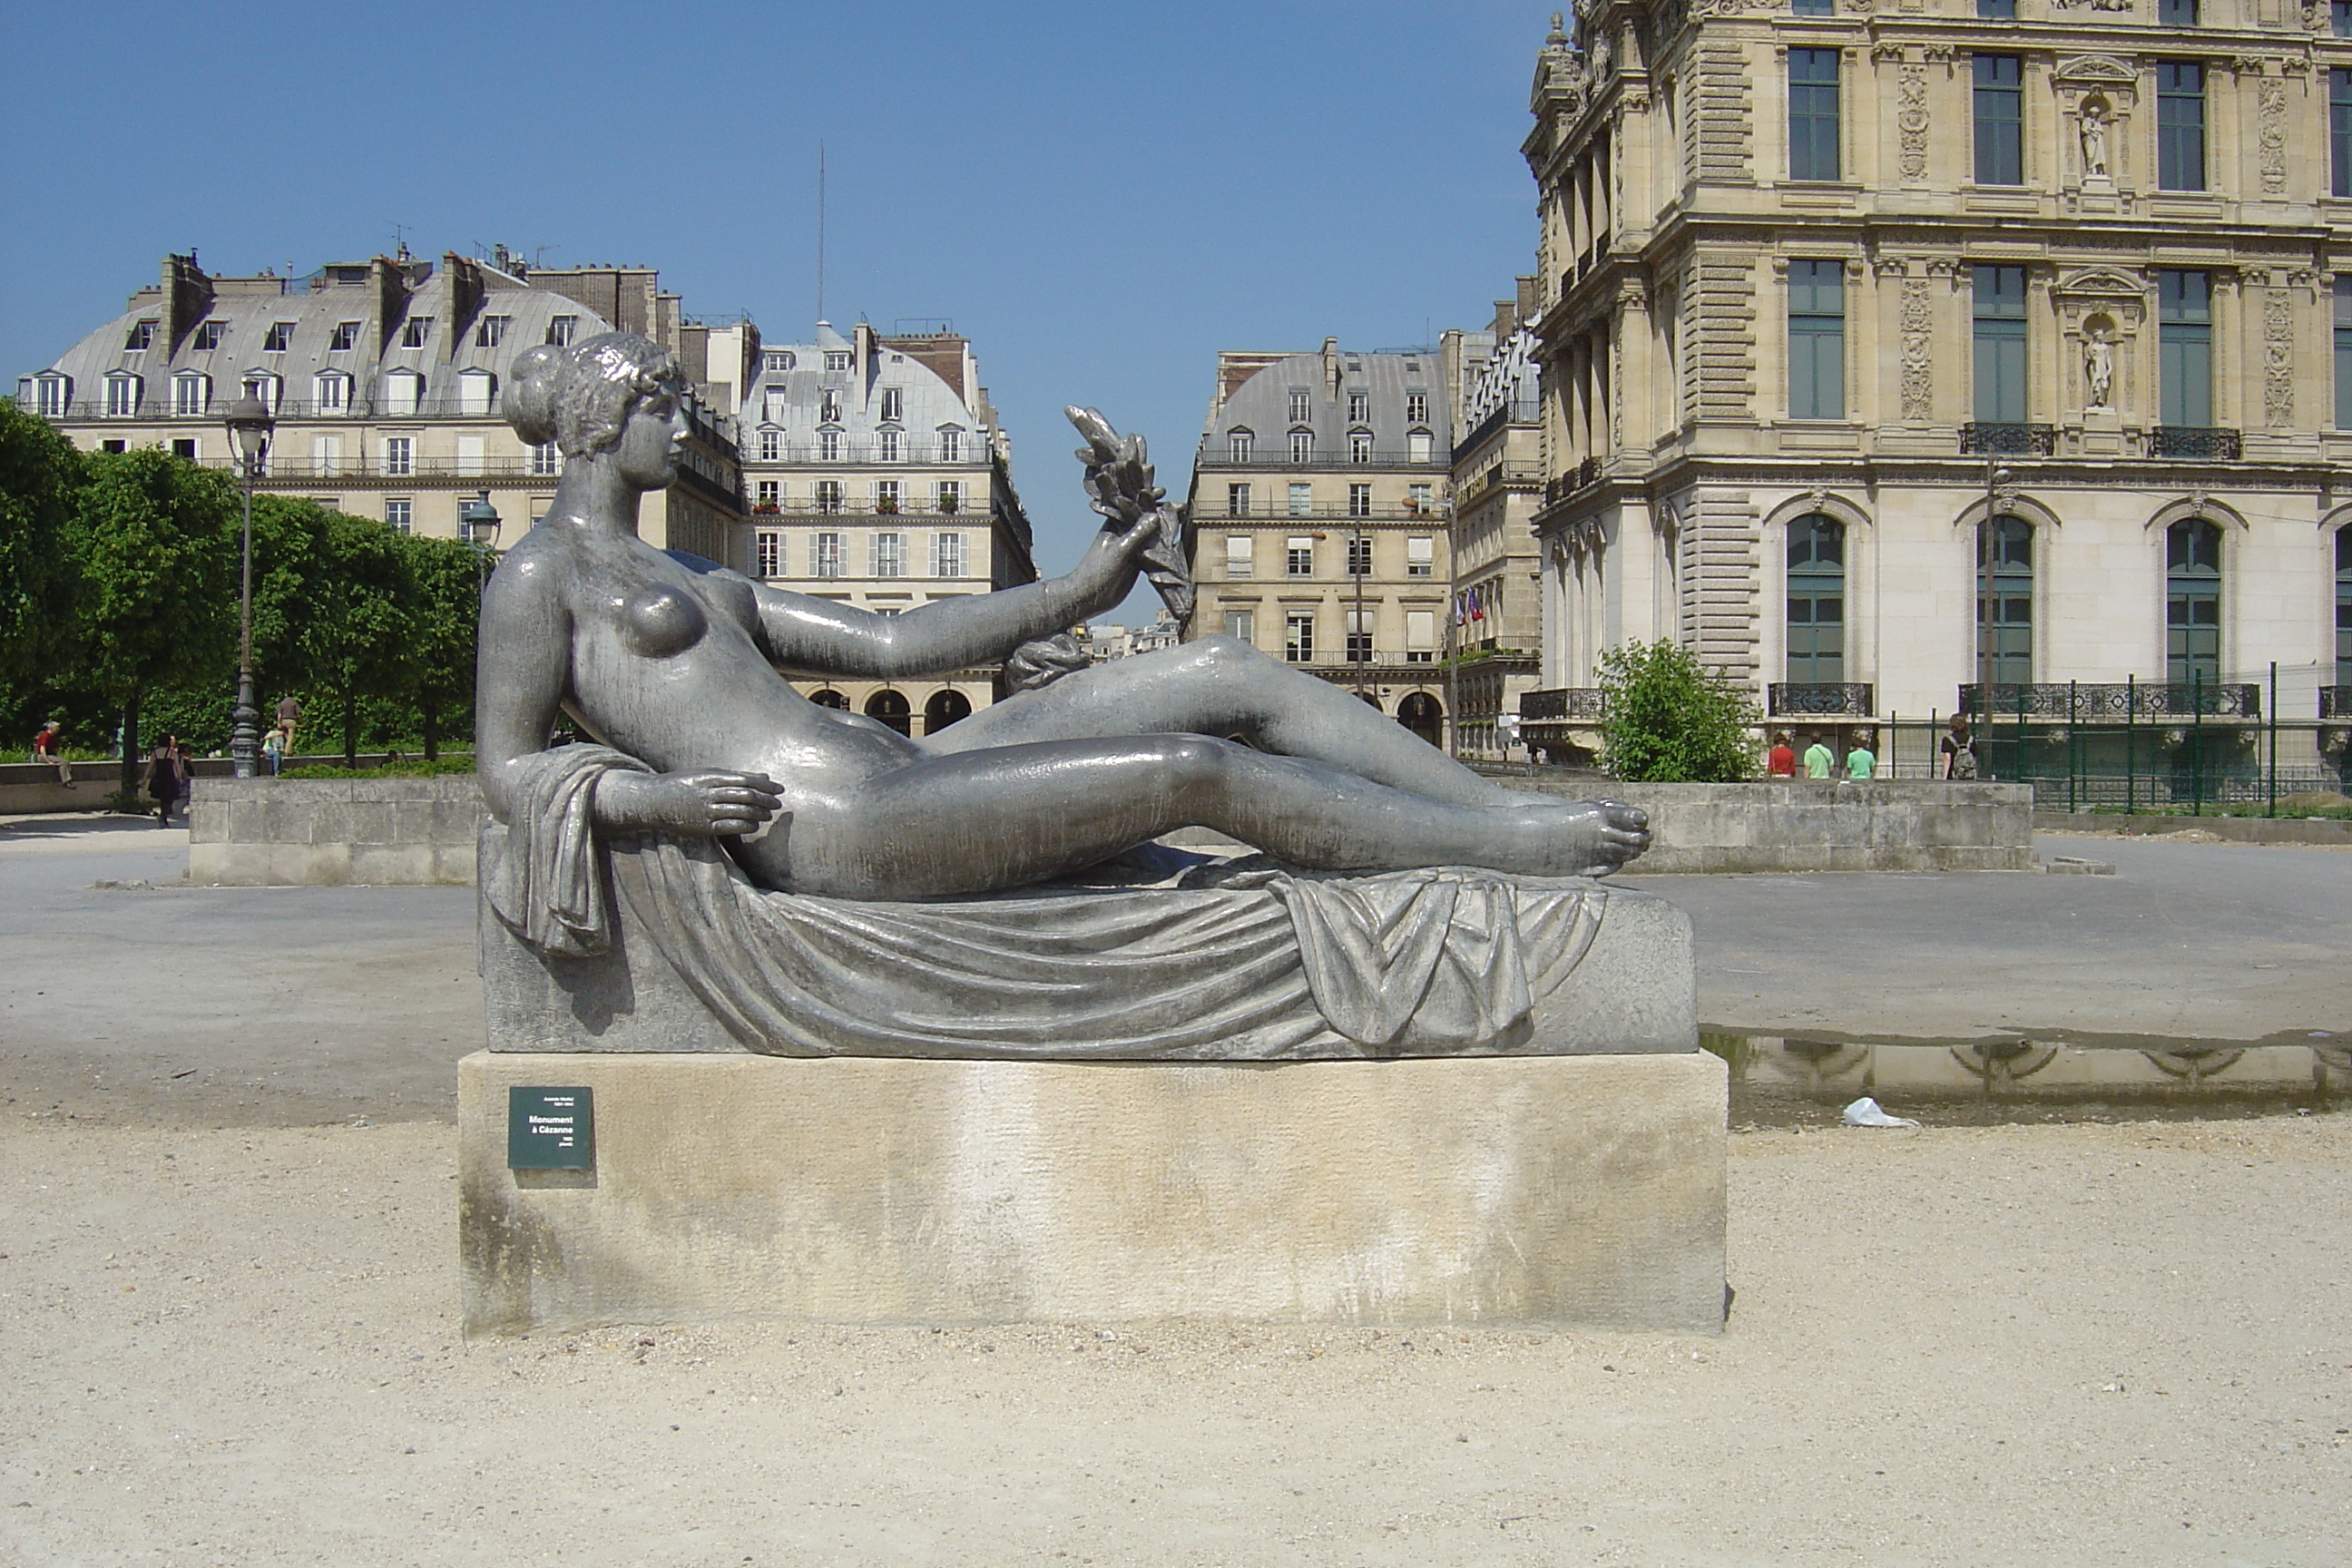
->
(1788, 260), (1845, 420)
(1788, 49), (1841, 183)
(1287, 536), (1315, 576)
(814, 532), (844, 577)
(1786, 514), (1846, 682)
(1289, 429), (1315, 463)
(2337, 0), (2352, 35)
(2159, 270), (2213, 427)
(2337, 279), (2352, 428)
(1228, 482), (1251, 515)
(755, 531), (781, 578)
(1225, 610), (1255, 645)
(933, 532), (966, 578)
(1348, 483), (1373, 518)
(938, 427), (963, 463)
(531, 442), (559, 477)
(1973, 265), (2028, 423)
(1407, 535), (1435, 577)
(400, 318), (429, 349)
(2157, 63), (2206, 191)
(475, 316), (508, 348)
(264, 321), (295, 352)
(819, 390), (842, 423)
(1406, 391), (1427, 422)
(759, 427), (780, 462)
(755, 479), (779, 507)
(1348, 430), (1373, 463)
(871, 534), (905, 578)
(103, 374), (141, 416)
(2337, 527), (2352, 675)
(192, 320), (225, 350)
(936, 480), (962, 514)
(1347, 534), (1373, 575)
(385, 498), (411, 534)
(2160, 0), (2198, 22)
(815, 479), (843, 514)
(1348, 390), (1369, 422)
(1978, 516), (2034, 684)
(2166, 519), (2222, 684)
(124, 320), (154, 351)
(1407, 483), (1432, 516)
(1229, 428), (1253, 461)
(818, 428), (842, 462)
(1288, 482), (1313, 516)
(879, 428), (901, 462)
(172, 372), (210, 416)
(1407, 431), (1434, 462)
(1974, 56), (2023, 186)
(2333, 69), (2352, 197)
(1345, 609), (1374, 664)
(314, 372), (348, 412)
(329, 321), (360, 352)
(1288, 388), (1311, 422)
(880, 387), (903, 421)
(1285, 612), (1315, 663)
(875, 479), (901, 513)
(383, 436), (413, 476)
(1225, 535), (1253, 578)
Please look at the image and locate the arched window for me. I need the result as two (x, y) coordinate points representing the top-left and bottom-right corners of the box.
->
(924, 689), (972, 734)
(456, 368), (497, 416)
(808, 689), (850, 710)
(1228, 427), (1253, 462)
(1396, 691), (1445, 747)
(1786, 514), (1846, 682)
(864, 689), (912, 736)
(1977, 514), (2033, 685)
(2166, 518), (2222, 685)
(2337, 525), (2352, 678)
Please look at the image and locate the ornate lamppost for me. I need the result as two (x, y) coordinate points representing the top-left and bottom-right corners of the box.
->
(222, 395), (276, 778)
(458, 492), (504, 591)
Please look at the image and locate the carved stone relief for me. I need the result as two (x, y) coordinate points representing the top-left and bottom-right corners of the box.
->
(2258, 79), (2288, 195)
(1900, 278), (1934, 422)
(1898, 64), (1930, 181)
(2264, 289), (2295, 426)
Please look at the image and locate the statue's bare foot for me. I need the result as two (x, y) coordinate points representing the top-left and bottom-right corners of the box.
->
(1496, 797), (1650, 877)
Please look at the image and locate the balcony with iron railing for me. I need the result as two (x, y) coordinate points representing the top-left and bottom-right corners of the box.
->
(2145, 426), (2242, 461)
(1283, 650), (1443, 672)
(1958, 681), (2261, 720)
(748, 497), (987, 522)
(1540, 456), (1606, 510)
(1193, 446), (1451, 472)
(1204, 502), (1449, 524)
(1959, 422), (2057, 456)
(1769, 682), (1875, 717)
(1453, 397), (1541, 461)
(1520, 687), (1608, 722)
(250, 456), (561, 482)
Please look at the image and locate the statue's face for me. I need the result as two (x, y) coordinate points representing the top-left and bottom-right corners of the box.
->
(615, 385), (688, 488)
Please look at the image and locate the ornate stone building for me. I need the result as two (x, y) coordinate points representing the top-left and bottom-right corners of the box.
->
(735, 321), (1036, 733)
(1445, 286), (1548, 759)
(20, 250), (746, 563)
(1183, 340), (1456, 745)
(1516, 0), (2352, 779)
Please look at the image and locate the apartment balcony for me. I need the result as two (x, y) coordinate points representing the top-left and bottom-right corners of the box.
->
(1769, 682), (1874, 717)
(1202, 503), (1449, 524)
(1192, 447), (1452, 472)
(2145, 426), (2242, 461)
(1958, 681), (2260, 720)
(1520, 687), (1608, 721)
(253, 456), (560, 481)
(747, 500), (987, 523)
(1541, 456), (1606, 509)
(1959, 422), (2057, 457)
(1286, 651), (1443, 675)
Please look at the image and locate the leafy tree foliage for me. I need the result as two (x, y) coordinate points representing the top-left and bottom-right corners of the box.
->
(1597, 640), (1763, 783)
(0, 404), (81, 689)
(61, 448), (239, 790)
(293, 509), (418, 766)
(397, 534), (482, 760)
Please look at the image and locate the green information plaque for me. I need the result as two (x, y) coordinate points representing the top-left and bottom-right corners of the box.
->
(508, 1086), (594, 1170)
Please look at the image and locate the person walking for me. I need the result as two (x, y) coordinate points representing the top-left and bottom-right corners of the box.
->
(1846, 731), (1877, 780)
(33, 720), (75, 789)
(260, 727), (286, 776)
(1802, 734), (1836, 779)
(140, 734), (183, 826)
(1766, 731), (1797, 778)
(1940, 714), (1978, 779)
(274, 694), (302, 760)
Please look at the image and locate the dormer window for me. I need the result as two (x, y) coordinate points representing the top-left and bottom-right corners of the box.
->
(1229, 427), (1254, 462)
(880, 387), (904, 421)
(879, 427), (902, 462)
(399, 318), (430, 349)
(475, 315), (509, 348)
(192, 320), (225, 351)
(1289, 428), (1315, 463)
(314, 371), (351, 413)
(329, 321), (360, 352)
(1406, 390), (1427, 423)
(383, 368), (425, 416)
(1348, 428), (1373, 463)
(824, 349), (852, 372)
(758, 426), (780, 462)
(264, 322), (296, 353)
(1348, 390), (1369, 423)
(29, 374), (70, 416)
(545, 315), (577, 347)
(1407, 429), (1434, 463)
(124, 320), (155, 352)
(1288, 388), (1311, 423)
(103, 373), (142, 416)
(764, 351), (795, 373)
(172, 370), (210, 416)
(819, 427), (842, 462)
(819, 389), (842, 423)
(456, 367), (497, 416)
(241, 372), (282, 413)
(937, 426), (964, 463)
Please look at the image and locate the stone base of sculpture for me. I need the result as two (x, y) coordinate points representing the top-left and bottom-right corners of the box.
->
(458, 1049), (1728, 1337)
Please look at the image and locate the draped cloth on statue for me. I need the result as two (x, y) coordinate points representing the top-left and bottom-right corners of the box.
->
(481, 745), (1607, 1061)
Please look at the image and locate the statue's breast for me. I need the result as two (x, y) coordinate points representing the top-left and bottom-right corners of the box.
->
(619, 584), (708, 659)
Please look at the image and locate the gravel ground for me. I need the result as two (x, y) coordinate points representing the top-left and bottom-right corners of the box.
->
(3, 1112), (2346, 1567)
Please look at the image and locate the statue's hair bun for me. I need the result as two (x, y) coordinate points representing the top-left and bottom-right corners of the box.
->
(505, 344), (564, 444)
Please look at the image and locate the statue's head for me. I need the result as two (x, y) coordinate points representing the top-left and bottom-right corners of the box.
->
(505, 331), (685, 461)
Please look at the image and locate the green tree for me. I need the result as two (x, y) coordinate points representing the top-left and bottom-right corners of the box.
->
(61, 448), (239, 794)
(1597, 640), (1762, 783)
(291, 509), (416, 766)
(397, 534), (482, 760)
(0, 403), (82, 691)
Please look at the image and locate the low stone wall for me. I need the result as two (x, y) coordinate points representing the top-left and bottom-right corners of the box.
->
(190, 776), (479, 886)
(1509, 779), (2034, 873)
(2034, 809), (2352, 847)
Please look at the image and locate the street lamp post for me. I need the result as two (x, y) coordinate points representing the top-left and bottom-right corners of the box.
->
(222, 395), (276, 778)
(458, 492), (503, 591)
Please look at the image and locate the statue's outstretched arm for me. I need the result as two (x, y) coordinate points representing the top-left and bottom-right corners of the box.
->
(750, 409), (1174, 680)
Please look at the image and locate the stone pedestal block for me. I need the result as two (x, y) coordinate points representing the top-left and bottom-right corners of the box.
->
(459, 1050), (1727, 1338)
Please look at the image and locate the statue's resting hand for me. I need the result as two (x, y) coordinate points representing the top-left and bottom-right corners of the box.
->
(593, 769), (785, 838)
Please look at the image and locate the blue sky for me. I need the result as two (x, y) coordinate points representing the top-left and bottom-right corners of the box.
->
(1, 0), (1552, 619)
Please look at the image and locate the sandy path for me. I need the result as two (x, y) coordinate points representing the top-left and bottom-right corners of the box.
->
(4, 1112), (2345, 1567)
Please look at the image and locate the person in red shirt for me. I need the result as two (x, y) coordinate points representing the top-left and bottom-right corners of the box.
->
(1766, 730), (1798, 778)
(33, 720), (74, 788)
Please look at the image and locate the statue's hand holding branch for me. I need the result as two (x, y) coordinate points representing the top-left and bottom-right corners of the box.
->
(1066, 407), (1193, 622)
(594, 769), (785, 838)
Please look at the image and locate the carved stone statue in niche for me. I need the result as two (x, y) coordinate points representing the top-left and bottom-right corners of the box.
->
(2079, 100), (2111, 181)
(2083, 322), (2116, 412)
